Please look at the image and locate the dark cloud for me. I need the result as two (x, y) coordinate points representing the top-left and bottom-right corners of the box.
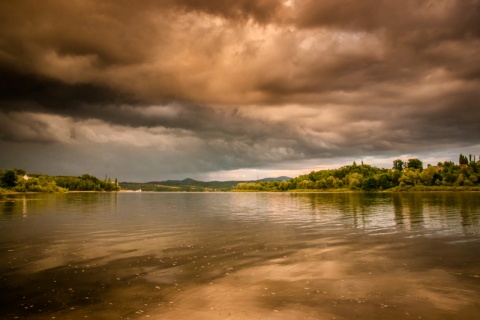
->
(2, 0), (479, 103)
(0, 67), (136, 111)
(294, 0), (480, 38)
(1, 0), (479, 180)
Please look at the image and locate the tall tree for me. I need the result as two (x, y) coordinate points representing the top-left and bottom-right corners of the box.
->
(459, 154), (469, 165)
(393, 159), (405, 171)
(1, 170), (18, 188)
(407, 158), (423, 171)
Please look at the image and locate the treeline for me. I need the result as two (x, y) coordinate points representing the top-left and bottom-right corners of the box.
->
(0, 169), (120, 193)
(121, 178), (243, 192)
(120, 177), (291, 192)
(235, 154), (480, 192)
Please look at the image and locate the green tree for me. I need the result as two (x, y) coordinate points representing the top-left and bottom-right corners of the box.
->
(393, 159), (405, 171)
(459, 154), (469, 165)
(298, 180), (314, 189)
(399, 170), (420, 188)
(326, 176), (335, 188)
(407, 158), (423, 171)
(315, 179), (327, 189)
(377, 174), (392, 190)
(14, 168), (26, 175)
(455, 174), (465, 186)
(419, 166), (437, 186)
(1, 170), (18, 188)
(348, 173), (363, 189)
(278, 180), (291, 191)
(362, 176), (377, 191)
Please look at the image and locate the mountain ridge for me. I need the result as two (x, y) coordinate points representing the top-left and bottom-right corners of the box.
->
(120, 176), (292, 191)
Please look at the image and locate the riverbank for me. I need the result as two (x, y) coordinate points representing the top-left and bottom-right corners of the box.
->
(2, 186), (479, 200)
(0, 190), (121, 201)
(233, 186), (480, 192)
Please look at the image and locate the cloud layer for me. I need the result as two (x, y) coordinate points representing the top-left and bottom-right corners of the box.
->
(1, 0), (479, 180)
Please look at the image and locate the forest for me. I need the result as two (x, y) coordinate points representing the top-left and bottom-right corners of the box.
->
(235, 154), (480, 192)
(0, 169), (120, 193)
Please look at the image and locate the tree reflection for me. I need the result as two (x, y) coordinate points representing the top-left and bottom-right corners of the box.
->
(0, 200), (16, 216)
(405, 193), (425, 231)
(392, 193), (405, 231)
(289, 192), (480, 235)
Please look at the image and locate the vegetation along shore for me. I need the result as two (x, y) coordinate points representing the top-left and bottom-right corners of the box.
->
(0, 169), (120, 197)
(235, 154), (480, 192)
(1, 154), (479, 195)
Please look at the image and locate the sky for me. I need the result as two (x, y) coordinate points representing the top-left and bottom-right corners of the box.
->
(1, 0), (480, 182)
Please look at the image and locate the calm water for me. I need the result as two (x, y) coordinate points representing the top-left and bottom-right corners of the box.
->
(1, 192), (480, 319)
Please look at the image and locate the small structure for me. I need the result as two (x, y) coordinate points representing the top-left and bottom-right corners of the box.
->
(23, 175), (29, 181)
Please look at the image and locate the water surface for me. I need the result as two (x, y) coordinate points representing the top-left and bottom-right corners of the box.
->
(1, 192), (480, 319)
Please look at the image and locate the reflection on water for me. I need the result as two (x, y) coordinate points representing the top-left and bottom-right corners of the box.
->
(1, 192), (480, 319)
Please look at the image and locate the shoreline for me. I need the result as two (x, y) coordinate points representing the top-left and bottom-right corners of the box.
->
(2, 187), (479, 199)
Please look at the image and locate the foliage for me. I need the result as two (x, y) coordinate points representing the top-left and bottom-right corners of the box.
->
(55, 174), (120, 191)
(0, 170), (120, 193)
(3, 153), (480, 194)
(234, 154), (480, 192)
(392, 159), (405, 171)
(407, 158), (423, 171)
(1, 170), (18, 188)
(13, 175), (67, 193)
(459, 154), (469, 165)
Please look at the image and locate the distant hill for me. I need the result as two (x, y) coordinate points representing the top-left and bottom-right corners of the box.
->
(258, 176), (291, 182)
(119, 176), (291, 192)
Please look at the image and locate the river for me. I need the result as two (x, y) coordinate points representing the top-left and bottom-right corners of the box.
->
(1, 192), (480, 319)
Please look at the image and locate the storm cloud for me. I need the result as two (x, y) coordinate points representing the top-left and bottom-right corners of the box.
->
(1, 0), (479, 180)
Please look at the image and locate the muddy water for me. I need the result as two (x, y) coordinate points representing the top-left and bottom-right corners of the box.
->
(1, 192), (480, 319)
